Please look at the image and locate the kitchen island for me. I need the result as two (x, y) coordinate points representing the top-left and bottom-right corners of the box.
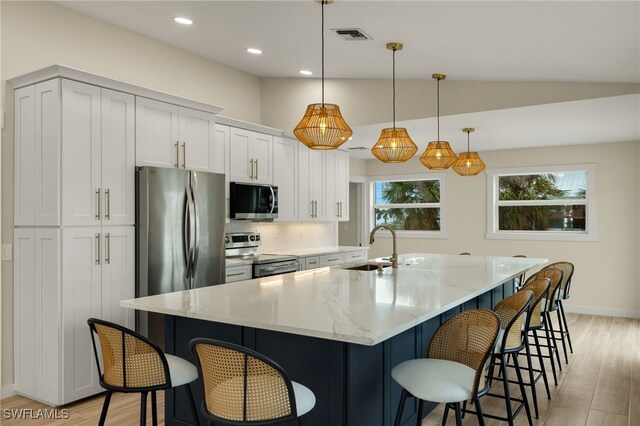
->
(121, 253), (546, 426)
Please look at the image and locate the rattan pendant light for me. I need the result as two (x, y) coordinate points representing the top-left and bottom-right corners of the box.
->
(419, 74), (457, 169)
(453, 128), (486, 176)
(293, 0), (352, 150)
(371, 43), (418, 163)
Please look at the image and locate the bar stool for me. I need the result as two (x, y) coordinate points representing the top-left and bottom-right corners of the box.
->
(391, 310), (500, 426)
(190, 338), (316, 426)
(541, 261), (575, 360)
(471, 291), (533, 426)
(523, 267), (564, 384)
(88, 318), (201, 426)
(516, 278), (552, 419)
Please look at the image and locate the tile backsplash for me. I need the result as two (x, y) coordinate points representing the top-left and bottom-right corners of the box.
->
(225, 221), (338, 253)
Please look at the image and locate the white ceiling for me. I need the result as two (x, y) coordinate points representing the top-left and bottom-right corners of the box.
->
(58, 1), (640, 82)
(345, 94), (640, 158)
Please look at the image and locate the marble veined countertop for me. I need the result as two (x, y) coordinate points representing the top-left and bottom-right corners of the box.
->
(121, 253), (546, 346)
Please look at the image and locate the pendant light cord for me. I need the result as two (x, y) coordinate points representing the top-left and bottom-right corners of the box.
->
(436, 78), (440, 141)
(321, 0), (325, 105)
(392, 48), (396, 129)
(467, 131), (470, 153)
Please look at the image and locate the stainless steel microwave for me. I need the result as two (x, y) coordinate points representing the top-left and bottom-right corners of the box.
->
(229, 182), (278, 221)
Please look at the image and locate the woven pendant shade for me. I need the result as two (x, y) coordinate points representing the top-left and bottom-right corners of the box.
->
(294, 103), (353, 150)
(372, 128), (418, 162)
(419, 141), (457, 169)
(453, 152), (486, 176)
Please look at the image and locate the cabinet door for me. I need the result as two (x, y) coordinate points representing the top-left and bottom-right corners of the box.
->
(14, 228), (36, 396)
(135, 97), (179, 169)
(180, 107), (217, 172)
(62, 227), (103, 403)
(336, 151), (350, 221)
(229, 127), (253, 182)
(35, 229), (61, 404)
(101, 226), (135, 330)
(252, 132), (273, 184)
(325, 151), (338, 220)
(297, 147), (313, 220)
(101, 89), (135, 226)
(214, 125), (230, 221)
(36, 81), (62, 226)
(309, 150), (326, 221)
(61, 80), (102, 226)
(14, 86), (36, 226)
(273, 137), (298, 221)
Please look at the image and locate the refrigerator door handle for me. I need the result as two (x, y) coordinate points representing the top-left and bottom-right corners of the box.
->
(183, 182), (193, 279)
(190, 173), (199, 288)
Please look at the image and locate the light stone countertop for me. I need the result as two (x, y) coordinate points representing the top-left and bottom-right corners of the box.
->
(121, 253), (546, 346)
(266, 246), (368, 257)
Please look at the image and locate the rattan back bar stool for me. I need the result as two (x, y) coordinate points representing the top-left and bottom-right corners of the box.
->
(391, 310), (500, 426)
(189, 338), (316, 426)
(514, 278), (553, 419)
(541, 261), (575, 361)
(88, 318), (201, 426)
(463, 291), (533, 426)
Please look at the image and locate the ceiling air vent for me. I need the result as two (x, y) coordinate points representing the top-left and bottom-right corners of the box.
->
(348, 147), (368, 151)
(333, 28), (371, 41)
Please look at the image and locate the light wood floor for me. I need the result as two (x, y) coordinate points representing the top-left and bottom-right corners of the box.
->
(1, 313), (638, 426)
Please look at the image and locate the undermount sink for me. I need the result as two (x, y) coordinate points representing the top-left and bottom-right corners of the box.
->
(344, 263), (392, 271)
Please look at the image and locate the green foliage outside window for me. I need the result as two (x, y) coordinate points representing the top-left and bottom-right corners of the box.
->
(374, 180), (441, 231)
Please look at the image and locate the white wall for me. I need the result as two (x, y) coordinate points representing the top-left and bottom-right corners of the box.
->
(0, 0), (262, 390)
(365, 141), (640, 317)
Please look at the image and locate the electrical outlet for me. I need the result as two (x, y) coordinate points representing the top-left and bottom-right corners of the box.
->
(1, 244), (12, 261)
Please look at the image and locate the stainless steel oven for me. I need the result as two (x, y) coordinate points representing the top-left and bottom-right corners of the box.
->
(225, 232), (299, 279)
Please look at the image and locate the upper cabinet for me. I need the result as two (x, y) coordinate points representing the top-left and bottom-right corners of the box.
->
(326, 150), (350, 221)
(14, 79), (135, 227)
(273, 137), (298, 221)
(298, 147), (326, 221)
(136, 98), (218, 172)
(229, 127), (273, 184)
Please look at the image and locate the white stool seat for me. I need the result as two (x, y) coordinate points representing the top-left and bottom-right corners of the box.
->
(166, 354), (198, 387)
(292, 381), (316, 416)
(391, 358), (475, 403)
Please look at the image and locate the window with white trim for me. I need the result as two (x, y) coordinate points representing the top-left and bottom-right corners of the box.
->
(486, 164), (597, 241)
(369, 174), (447, 238)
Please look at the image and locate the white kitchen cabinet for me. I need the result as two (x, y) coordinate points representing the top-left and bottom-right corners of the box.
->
(273, 136), (298, 221)
(303, 256), (320, 270)
(229, 127), (273, 184)
(298, 147), (325, 221)
(225, 265), (252, 283)
(325, 150), (350, 221)
(319, 253), (345, 267)
(214, 124), (231, 221)
(14, 80), (61, 226)
(136, 98), (218, 172)
(61, 80), (135, 227)
(345, 250), (367, 263)
(100, 227), (136, 329)
(14, 228), (61, 405)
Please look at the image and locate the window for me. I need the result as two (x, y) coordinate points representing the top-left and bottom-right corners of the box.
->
(486, 164), (597, 241)
(369, 173), (447, 238)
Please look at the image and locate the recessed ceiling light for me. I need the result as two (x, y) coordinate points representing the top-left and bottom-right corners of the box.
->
(247, 48), (263, 55)
(299, 70), (313, 76)
(174, 17), (193, 25)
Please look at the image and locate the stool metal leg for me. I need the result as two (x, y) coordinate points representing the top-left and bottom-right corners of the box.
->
(558, 301), (573, 353)
(454, 403), (463, 426)
(474, 398), (485, 426)
(394, 389), (409, 426)
(532, 330), (552, 395)
(441, 403), (450, 426)
(541, 319), (559, 384)
(151, 390), (158, 426)
(513, 354), (533, 426)
(416, 399), (425, 426)
(524, 339), (539, 419)
(545, 312), (562, 370)
(98, 391), (112, 426)
(500, 358), (514, 426)
(140, 391), (148, 426)
(555, 308), (569, 363)
(186, 384), (201, 426)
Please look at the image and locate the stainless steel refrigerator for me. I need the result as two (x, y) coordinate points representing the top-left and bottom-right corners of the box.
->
(136, 166), (226, 348)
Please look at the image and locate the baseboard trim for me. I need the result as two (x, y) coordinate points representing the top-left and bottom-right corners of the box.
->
(564, 304), (640, 319)
(0, 384), (16, 399)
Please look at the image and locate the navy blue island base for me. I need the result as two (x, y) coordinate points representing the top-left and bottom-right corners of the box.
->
(164, 280), (515, 426)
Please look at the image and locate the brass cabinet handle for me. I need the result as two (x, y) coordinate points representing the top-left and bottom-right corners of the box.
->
(95, 233), (101, 265)
(337, 202), (340, 218)
(255, 159), (259, 180)
(175, 142), (180, 168)
(181, 142), (186, 169)
(250, 159), (254, 179)
(105, 189), (110, 220)
(105, 233), (110, 264)
(95, 188), (101, 220)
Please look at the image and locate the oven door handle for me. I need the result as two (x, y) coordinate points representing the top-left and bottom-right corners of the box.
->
(269, 186), (275, 214)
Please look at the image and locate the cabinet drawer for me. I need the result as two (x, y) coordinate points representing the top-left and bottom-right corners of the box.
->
(225, 266), (252, 283)
(318, 253), (345, 267)
(304, 256), (320, 270)
(345, 251), (367, 262)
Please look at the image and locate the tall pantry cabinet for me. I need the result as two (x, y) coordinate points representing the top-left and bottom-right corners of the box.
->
(13, 78), (135, 405)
